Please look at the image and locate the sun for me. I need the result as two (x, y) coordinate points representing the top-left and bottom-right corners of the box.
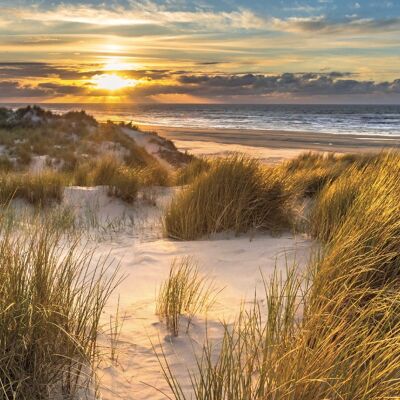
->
(92, 73), (135, 91)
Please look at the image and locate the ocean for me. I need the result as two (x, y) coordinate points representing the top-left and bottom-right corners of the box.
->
(4, 103), (400, 136)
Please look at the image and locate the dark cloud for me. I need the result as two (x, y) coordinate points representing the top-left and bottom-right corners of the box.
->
(2, 71), (400, 100)
(0, 62), (86, 80)
(0, 62), (175, 81)
(174, 72), (393, 97)
(0, 81), (49, 97)
(37, 82), (87, 95)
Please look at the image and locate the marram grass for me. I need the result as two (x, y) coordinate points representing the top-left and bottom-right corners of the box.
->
(164, 155), (292, 240)
(156, 257), (219, 336)
(158, 150), (400, 400)
(0, 225), (120, 399)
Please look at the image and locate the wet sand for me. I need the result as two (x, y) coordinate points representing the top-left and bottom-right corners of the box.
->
(138, 125), (400, 163)
(141, 125), (400, 153)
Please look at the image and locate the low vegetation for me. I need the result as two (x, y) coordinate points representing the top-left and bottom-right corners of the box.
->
(156, 257), (218, 336)
(0, 106), (185, 174)
(0, 106), (183, 208)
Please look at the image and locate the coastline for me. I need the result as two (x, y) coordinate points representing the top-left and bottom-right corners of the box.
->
(139, 124), (400, 162)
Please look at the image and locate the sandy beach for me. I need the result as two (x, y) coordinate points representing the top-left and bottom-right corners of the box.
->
(140, 125), (400, 163)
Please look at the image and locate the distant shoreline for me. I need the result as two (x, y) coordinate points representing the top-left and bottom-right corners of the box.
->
(139, 124), (400, 160)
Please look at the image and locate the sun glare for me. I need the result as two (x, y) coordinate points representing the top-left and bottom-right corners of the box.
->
(92, 73), (135, 91)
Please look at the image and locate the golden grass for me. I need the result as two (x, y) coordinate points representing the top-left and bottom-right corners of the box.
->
(164, 155), (292, 240)
(0, 170), (66, 205)
(156, 257), (218, 336)
(158, 150), (400, 400)
(73, 154), (171, 203)
(176, 157), (210, 185)
(108, 166), (140, 203)
(0, 225), (119, 399)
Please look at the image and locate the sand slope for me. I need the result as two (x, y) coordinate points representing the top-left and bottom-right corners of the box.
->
(60, 186), (315, 399)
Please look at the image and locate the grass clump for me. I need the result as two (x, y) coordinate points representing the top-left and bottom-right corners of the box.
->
(309, 166), (362, 241)
(156, 257), (218, 336)
(164, 155), (291, 240)
(108, 166), (140, 203)
(73, 155), (170, 203)
(138, 162), (171, 187)
(0, 226), (119, 399)
(0, 170), (65, 205)
(90, 154), (121, 186)
(176, 157), (210, 185)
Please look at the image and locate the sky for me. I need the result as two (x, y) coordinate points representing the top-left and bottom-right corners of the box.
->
(0, 0), (399, 104)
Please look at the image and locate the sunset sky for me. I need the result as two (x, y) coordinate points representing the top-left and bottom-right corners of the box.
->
(0, 0), (399, 103)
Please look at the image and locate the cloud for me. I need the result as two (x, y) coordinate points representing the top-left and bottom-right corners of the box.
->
(0, 63), (175, 81)
(3, 2), (400, 38)
(153, 72), (400, 98)
(0, 63), (87, 80)
(1, 3), (270, 33)
(3, 70), (400, 100)
(37, 82), (87, 95)
(0, 81), (49, 97)
(271, 15), (400, 34)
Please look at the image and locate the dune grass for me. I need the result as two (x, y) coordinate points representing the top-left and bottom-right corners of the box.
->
(156, 257), (218, 336)
(176, 157), (210, 185)
(0, 170), (66, 205)
(164, 155), (292, 240)
(279, 151), (381, 199)
(309, 166), (363, 241)
(160, 235), (400, 399)
(158, 150), (400, 400)
(0, 225), (119, 399)
(108, 166), (140, 203)
(73, 154), (171, 203)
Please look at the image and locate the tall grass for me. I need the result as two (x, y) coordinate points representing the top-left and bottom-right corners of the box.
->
(108, 166), (140, 203)
(159, 259), (400, 400)
(0, 170), (66, 205)
(176, 157), (210, 185)
(280, 151), (381, 199)
(73, 155), (170, 203)
(309, 166), (363, 241)
(0, 225), (120, 399)
(158, 150), (400, 400)
(164, 155), (292, 240)
(156, 257), (218, 336)
(109, 297), (125, 365)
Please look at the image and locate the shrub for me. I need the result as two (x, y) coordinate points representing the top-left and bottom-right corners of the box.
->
(164, 155), (292, 240)
(0, 226), (119, 399)
(156, 257), (217, 336)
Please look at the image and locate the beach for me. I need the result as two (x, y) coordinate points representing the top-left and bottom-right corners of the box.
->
(140, 125), (400, 163)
